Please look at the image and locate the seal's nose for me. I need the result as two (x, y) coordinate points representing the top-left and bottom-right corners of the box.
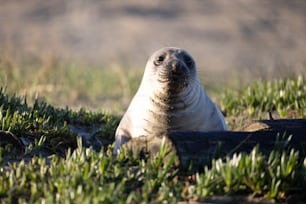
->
(170, 60), (183, 74)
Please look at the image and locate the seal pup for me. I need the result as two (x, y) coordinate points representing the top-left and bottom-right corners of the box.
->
(114, 47), (227, 153)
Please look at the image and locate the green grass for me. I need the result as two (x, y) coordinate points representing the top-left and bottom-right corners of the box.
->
(0, 88), (119, 158)
(220, 75), (306, 129)
(1, 140), (305, 203)
(221, 75), (306, 117)
(1, 55), (306, 204)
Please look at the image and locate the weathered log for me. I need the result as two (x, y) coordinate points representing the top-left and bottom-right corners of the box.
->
(241, 118), (306, 132)
(122, 119), (306, 171)
(0, 131), (25, 157)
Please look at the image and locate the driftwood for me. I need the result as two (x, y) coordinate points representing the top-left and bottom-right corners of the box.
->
(122, 119), (306, 170)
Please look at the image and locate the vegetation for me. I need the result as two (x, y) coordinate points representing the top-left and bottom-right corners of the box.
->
(0, 56), (306, 204)
(1, 141), (305, 203)
(220, 75), (306, 129)
(0, 52), (143, 113)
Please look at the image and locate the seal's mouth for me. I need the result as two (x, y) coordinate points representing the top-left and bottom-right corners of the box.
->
(158, 71), (189, 93)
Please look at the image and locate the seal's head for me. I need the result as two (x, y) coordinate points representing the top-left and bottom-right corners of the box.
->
(142, 47), (197, 94)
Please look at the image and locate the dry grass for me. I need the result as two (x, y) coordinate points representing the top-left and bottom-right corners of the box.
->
(1, 0), (306, 81)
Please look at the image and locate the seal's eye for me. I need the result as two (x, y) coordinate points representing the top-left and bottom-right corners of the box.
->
(154, 54), (165, 66)
(184, 55), (194, 68)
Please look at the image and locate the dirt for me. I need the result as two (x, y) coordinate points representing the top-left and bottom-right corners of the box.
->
(1, 0), (306, 82)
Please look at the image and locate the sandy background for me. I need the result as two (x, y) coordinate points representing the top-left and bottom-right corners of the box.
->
(1, 0), (306, 82)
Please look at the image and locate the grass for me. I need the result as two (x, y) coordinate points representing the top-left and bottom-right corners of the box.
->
(1, 139), (305, 203)
(220, 75), (306, 130)
(1, 53), (306, 203)
(0, 51), (143, 113)
(0, 88), (119, 159)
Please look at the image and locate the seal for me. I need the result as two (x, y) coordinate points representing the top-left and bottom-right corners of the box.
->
(113, 47), (227, 153)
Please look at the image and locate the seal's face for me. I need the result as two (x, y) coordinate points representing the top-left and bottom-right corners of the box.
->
(145, 47), (197, 94)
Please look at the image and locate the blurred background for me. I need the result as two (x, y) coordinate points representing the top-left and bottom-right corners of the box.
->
(1, 0), (306, 112)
